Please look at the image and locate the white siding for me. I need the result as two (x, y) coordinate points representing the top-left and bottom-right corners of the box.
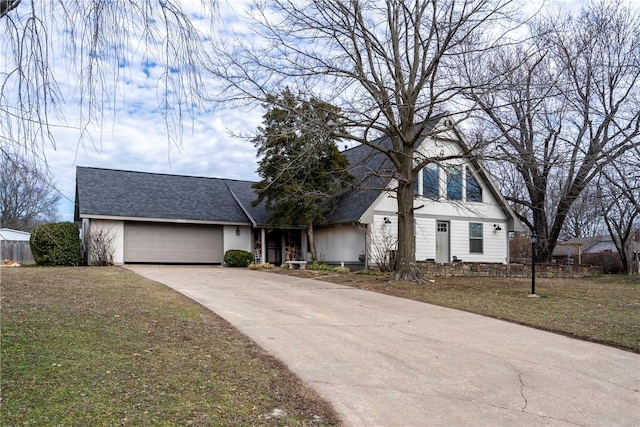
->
(87, 220), (125, 265)
(359, 133), (514, 264)
(449, 220), (507, 263)
(223, 225), (252, 256)
(415, 217), (436, 261)
(315, 226), (365, 263)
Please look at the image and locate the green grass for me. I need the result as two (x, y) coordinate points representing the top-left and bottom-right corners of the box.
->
(279, 270), (640, 353)
(1, 267), (340, 426)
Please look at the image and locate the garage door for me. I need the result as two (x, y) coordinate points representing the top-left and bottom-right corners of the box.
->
(124, 223), (222, 263)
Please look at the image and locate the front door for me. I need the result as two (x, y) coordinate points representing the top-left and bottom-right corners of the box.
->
(436, 221), (450, 263)
(266, 229), (282, 265)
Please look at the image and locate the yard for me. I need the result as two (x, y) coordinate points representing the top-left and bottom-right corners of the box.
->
(2, 266), (638, 426)
(273, 268), (640, 353)
(0, 267), (341, 426)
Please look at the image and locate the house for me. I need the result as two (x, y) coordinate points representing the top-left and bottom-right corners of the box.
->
(0, 228), (33, 264)
(75, 116), (521, 266)
(553, 235), (627, 265)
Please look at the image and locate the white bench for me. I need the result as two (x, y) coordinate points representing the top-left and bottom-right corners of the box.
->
(285, 260), (307, 269)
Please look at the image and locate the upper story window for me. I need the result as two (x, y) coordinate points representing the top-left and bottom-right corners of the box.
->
(415, 163), (482, 203)
(446, 165), (462, 200)
(466, 168), (482, 202)
(422, 163), (439, 199)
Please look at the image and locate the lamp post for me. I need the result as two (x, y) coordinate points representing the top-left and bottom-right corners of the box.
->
(529, 232), (538, 297)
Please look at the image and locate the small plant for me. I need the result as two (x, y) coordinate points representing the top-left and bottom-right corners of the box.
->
(88, 226), (115, 266)
(368, 224), (397, 272)
(356, 269), (394, 277)
(306, 263), (350, 273)
(307, 263), (334, 271)
(249, 262), (274, 270)
(30, 222), (82, 266)
(224, 249), (253, 267)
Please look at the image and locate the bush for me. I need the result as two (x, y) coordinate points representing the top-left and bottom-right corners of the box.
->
(306, 263), (334, 271)
(583, 253), (624, 274)
(224, 249), (253, 267)
(88, 226), (115, 266)
(249, 262), (274, 270)
(30, 222), (82, 266)
(306, 263), (350, 273)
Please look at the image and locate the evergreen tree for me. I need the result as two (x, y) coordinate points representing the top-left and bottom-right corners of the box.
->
(252, 88), (352, 262)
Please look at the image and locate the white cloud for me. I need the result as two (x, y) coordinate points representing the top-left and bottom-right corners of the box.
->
(28, 2), (265, 222)
(17, 0), (640, 223)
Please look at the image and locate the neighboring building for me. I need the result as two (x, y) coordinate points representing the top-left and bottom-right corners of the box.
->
(553, 236), (619, 265)
(75, 116), (522, 266)
(0, 228), (33, 264)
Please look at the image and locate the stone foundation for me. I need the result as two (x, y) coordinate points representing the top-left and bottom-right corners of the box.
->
(417, 262), (602, 278)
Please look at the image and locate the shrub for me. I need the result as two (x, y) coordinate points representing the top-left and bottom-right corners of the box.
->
(88, 226), (115, 266)
(307, 263), (334, 271)
(306, 263), (350, 273)
(224, 249), (253, 267)
(30, 222), (82, 266)
(249, 262), (274, 270)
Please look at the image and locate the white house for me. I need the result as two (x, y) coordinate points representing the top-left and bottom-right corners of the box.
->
(74, 115), (521, 266)
(314, 117), (522, 266)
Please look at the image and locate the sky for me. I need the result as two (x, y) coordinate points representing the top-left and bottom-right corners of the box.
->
(5, 0), (629, 223)
(33, 1), (260, 222)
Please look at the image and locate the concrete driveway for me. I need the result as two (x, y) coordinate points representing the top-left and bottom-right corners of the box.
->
(126, 265), (640, 427)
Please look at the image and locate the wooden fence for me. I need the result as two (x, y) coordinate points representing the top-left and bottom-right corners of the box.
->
(1, 241), (34, 264)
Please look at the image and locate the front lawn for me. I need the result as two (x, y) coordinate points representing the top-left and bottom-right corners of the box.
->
(274, 269), (640, 353)
(0, 267), (340, 426)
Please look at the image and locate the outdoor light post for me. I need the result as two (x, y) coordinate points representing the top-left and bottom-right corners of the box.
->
(530, 233), (538, 297)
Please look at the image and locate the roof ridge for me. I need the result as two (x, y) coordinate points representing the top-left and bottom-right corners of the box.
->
(77, 165), (258, 184)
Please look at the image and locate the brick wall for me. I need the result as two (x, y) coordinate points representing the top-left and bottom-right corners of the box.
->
(417, 262), (602, 278)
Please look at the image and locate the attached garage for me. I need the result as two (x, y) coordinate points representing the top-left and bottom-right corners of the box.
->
(124, 222), (222, 264)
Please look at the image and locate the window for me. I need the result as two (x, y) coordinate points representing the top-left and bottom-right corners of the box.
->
(422, 163), (439, 199)
(413, 172), (419, 195)
(466, 168), (482, 202)
(469, 223), (483, 253)
(446, 165), (462, 200)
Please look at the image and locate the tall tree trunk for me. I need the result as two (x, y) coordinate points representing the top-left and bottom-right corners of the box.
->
(394, 148), (421, 281)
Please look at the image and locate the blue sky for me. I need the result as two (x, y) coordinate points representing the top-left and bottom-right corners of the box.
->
(27, 0), (622, 222)
(36, 1), (260, 222)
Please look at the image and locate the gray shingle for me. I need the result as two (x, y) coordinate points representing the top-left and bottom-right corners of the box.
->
(328, 116), (443, 224)
(75, 167), (251, 223)
(224, 179), (270, 226)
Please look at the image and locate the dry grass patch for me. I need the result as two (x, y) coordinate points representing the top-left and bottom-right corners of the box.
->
(1, 267), (341, 426)
(273, 269), (640, 353)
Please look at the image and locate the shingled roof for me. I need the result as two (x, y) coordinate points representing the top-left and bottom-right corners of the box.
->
(75, 167), (253, 224)
(75, 115), (465, 228)
(326, 116), (443, 224)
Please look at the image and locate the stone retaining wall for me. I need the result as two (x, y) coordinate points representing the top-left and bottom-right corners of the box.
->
(417, 262), (602, 278)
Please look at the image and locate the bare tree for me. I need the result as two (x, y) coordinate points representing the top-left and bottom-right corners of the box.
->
(87, 224), (116, 266)
(463, 0), (640, 262)
(214, 0), (521, 280)
(560, 184), (605, 240)
(367, 221), (398, 272)
(1, 0), (216, 158)
(0, 149), (59, 230)
(597, 156), (640, 275)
